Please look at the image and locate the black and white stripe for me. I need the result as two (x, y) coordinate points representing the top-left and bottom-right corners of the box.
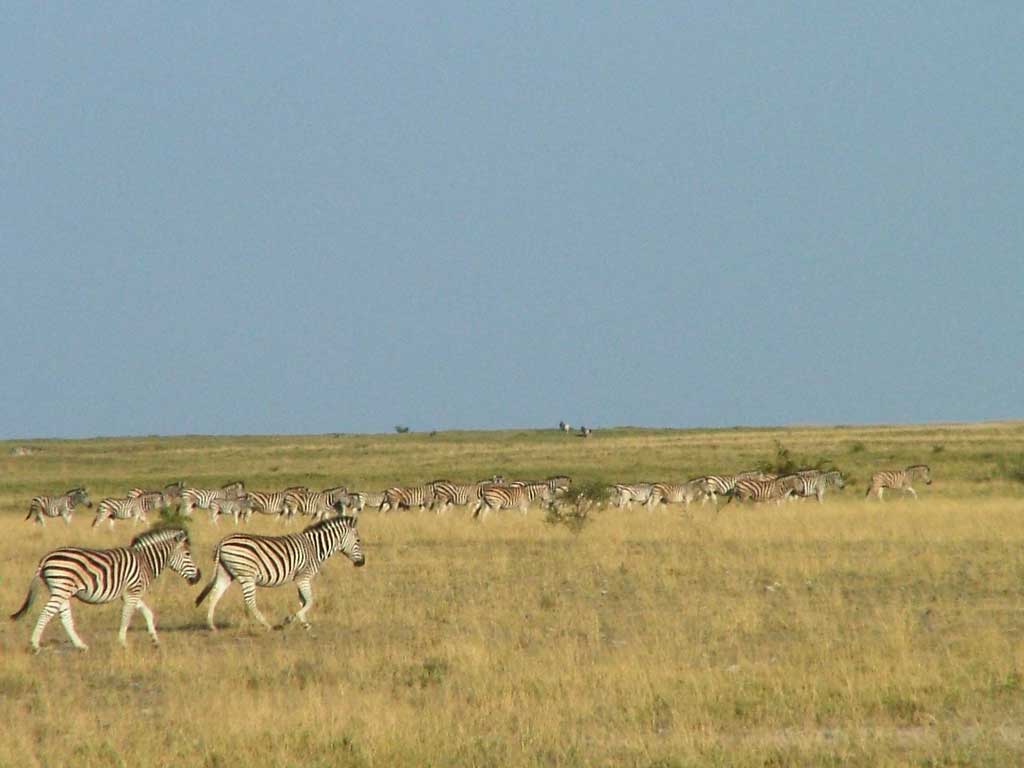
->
(379, 482), (441, 514)
(26, 488), (92, 526)
(726, 474), (803, 506)
(247, 487), (309, 520)
(208, 495), (255, 525)
(283, 486), (348, 522)
(11, 527), (201, 652)
(865, 465), (932, 500)
(790, 470), (845, 502)
(472, 482), (554, 520)
(341, 491), (386, 514)
(181, 481), (246, 517)
(646, 480), (703, 510)
(610, 483), (654, 509)
(195, 515), (364, 631)
(431, 482), (487, 515)
(92, 492), (168, 529)
(694, 471), (776, 505)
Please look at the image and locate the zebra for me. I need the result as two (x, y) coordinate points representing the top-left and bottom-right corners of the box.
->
(694, 471), (776, 505)
(578, 426), (592, 438)
(92, 492), (168, 529)
(610, 483), (654, 509)
(208, 496), (255, 525)
(472, 482), (554, 520)
(181, 481), (246, 517)
(246, 487), (309, 519)
(431, 482), (487, 515)
(865, 465), (932, 500)
(10, 527), (201, 652)
(559, 421), (572, 433)
(194, 515), (364, 631)
(789, 470), (845, 502)
(379, 482), (442, 514)
(646, 480), (703, 510)
(283, 486), (348, 522)
(725, 474), (803, 506)
(340, 490), (386, 514)
(543, 475), (573, 495)
(128, 481), (185, 513)
(26, 488), (92, 526)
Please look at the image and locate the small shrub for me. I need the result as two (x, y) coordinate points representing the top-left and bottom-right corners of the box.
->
(932, 444), (945, 454)
(545, 481), (609, 533)
(158, 507), (192, 529)
(759, 440), (835, 476)
(847, 442), (866, 454)
(999, 456), (1024, 485)
(394, 425), (410, 434)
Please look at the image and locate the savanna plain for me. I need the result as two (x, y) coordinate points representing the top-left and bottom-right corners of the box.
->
(2, 423), (1024, 767)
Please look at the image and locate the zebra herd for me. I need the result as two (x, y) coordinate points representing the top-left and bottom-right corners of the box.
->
(612, 464), (932, 510)
(11, 514), (364, 652)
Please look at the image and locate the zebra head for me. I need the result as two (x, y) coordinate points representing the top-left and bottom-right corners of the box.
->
(168, 532), (202, 584)
(69, 487), (93, 508)
(333, 517), (365, 567)
(828, 471), (845, 490)
(131, 528), (202, 585)
(912, 464), (932, 485)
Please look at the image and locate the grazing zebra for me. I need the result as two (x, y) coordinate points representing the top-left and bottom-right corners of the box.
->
(283, 486), (348, 522)
(92, 492), (168, 529)
(26, 488), (92, 526)
(11, 527), (201, 652)
(790, 470), (845, 502)
(208, 496), (255, 525)
(725, 475), (803, 506)
(379, 482), (442, 514)
(344, 491), (386, 514)
(246, 487), (309, 519)
(610, 483), (655, 509)
(646, 480), (703, 510)
(865, 465), (932, 500)
(472, 482), (554, 520)
(181, 481), (246, 517)
(195, 515), (364, 631)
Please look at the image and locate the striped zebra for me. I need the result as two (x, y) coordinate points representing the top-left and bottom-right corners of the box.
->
(128, 481), (185, 512)
(26, 488), (92, 526)
(92, 492), (168, 529)
(790, 470), (845, 503)
(246, 487), (309, 519)
(195, 515), (364, 631)
(181, 481), (246, 517)
(341, 491), (386, 514)
(10, 527), (201, 652)
(544, 475), (573, 495)
(865, 465), (932, 500)
(379, 482), (442, 514)
(646, 480), (703, 510)
(725, 474), (803, 506)
(208, 496), (255, 525)
(695, 471), (776, 505)
(472, 482), (554, 520)
(578, 426), (592, 438)
(431, 482), (487, 515)
(558, 421), (572, 433)
(283, 486), (348, 523)
(611, 483), (655, 509)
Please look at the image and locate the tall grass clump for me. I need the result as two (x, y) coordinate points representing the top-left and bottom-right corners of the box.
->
(545, 481), (610, 532)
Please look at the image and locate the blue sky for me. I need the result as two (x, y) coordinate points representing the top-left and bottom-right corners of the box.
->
(2, 3), (1021, 438)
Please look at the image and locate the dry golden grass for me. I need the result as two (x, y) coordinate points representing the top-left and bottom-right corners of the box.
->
(2, 423), (1024, 766)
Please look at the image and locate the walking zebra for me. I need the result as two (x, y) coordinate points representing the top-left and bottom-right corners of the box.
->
(208, 496), (254, 525)
(558, 421), (572, 433)
(865, 465), (932, 500)
(181, 481), (246, 517)
(128, 481), (185, 513)
(379, 482), (442, 514)
(246, 487), (309, 519)
(725, 475), (803, 506)
(578, 426), (592, 438)
(646, 480), (703, 510)
(283, 486), (348, 522)
(790, 470), (845, 502)
(610, 483), (655, 509)
(431, 482), (487, 515)
(11, 527), (201, 652)
(341, 491), (386, 514)
(26, 488), (92, 526)
(695, 471), (776, 505)
(472, 482), (554, 520)
(92, 492), (168, 529)
(195, 515), (364, 631)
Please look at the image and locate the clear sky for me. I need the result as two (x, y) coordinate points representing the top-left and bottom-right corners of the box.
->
(2, 3), (1021, 439)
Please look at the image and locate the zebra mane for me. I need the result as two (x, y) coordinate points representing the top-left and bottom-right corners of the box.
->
(907, 464), (930, 471)
(66, 487), (86, 494)
(130, 527), (189, 549)
(302, 515), (358, 534)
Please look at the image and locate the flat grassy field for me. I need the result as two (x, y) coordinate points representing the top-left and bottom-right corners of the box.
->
(2, 423), (1024, 767)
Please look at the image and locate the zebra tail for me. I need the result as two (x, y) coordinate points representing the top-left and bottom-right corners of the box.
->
(11, 573), (39, 620)
(194, 558), (224, 606)
(25, 502), (38, 521)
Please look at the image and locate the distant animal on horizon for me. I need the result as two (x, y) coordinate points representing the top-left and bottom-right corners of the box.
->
(865, 465), (932, 500)
(578, 426), (592, 438)
(559, 421), (572, 433)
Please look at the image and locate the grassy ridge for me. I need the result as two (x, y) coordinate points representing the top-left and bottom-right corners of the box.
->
(1, 423), (1023, 766)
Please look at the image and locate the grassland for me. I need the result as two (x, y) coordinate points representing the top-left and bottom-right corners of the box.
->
(2, 422), (1024, 767)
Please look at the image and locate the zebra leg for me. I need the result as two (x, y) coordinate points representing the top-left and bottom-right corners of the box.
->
(135, 599), (160, 646)
(906, 486), (918, 499)
(204, 567), (233, 631)
(62, 511), (72, 525)
(118, 595), (141, 647)
(58, 602), (89, 651)
(281, 577), (314, 630)
(240, 580), (273, 630)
